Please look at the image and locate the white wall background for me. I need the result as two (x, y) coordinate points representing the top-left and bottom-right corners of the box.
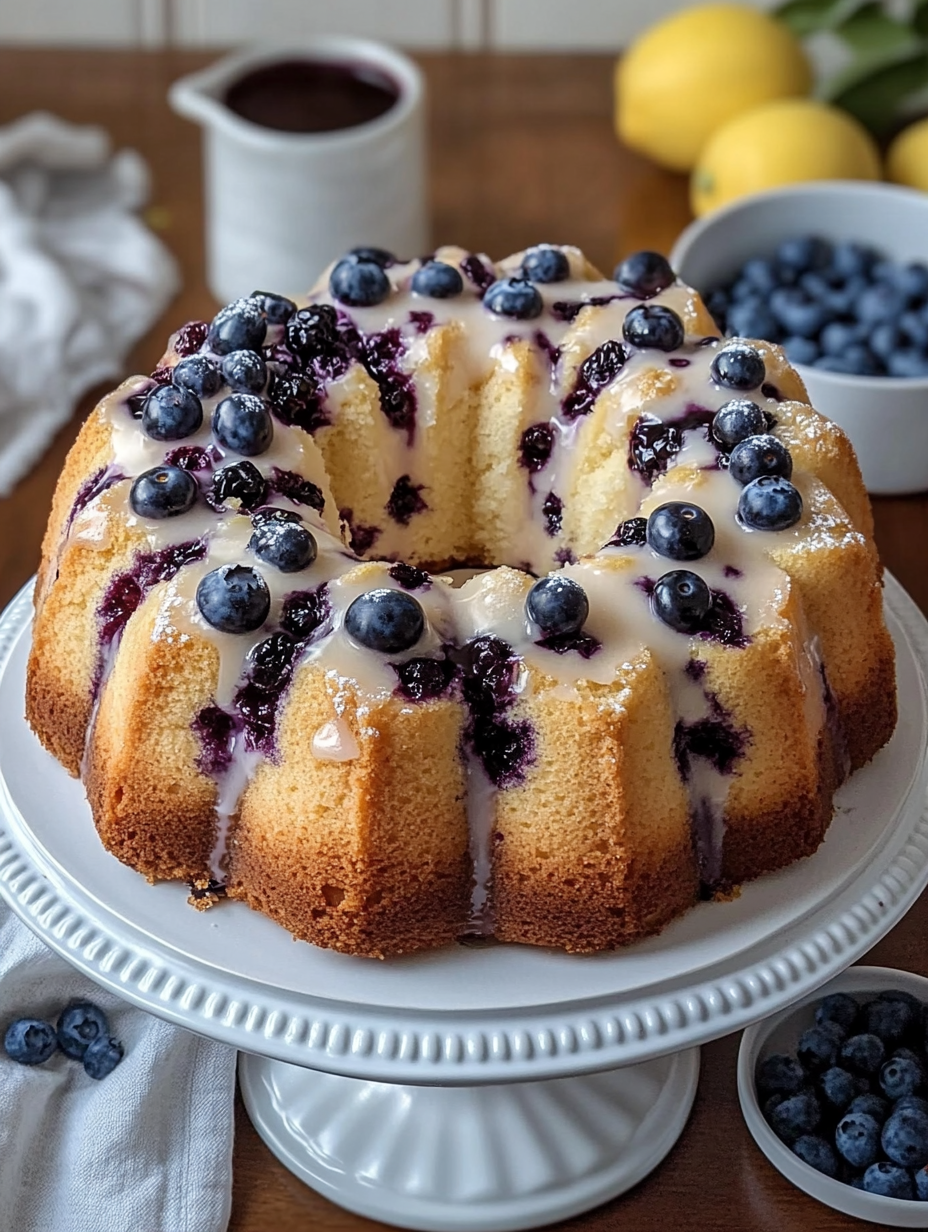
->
(0, 0), (771, 50)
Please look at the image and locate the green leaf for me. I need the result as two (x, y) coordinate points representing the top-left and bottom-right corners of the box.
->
(833, 2), (921, 55)
(913, 0), (928, 39)
(773, 0), (872, 37)
(826, 46), (928, 134)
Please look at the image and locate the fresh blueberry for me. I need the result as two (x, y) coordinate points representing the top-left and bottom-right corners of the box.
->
(651, 570), (712, 634)
(141, 384), (203, 441)
(207, 298), (267, 355)
(882, 1054), (926, 1103)
(3, 1018), (57, 1065)
(82, 1034), (124, 1080)
(344, 589), (425, 653)
(212, 394), (273, 456)
(208, 461), (268, 512)
(348, 245), (394, 267)
(172, 355), (223, 399)
(196, 564), (271, 634)
(916, 1165), (928, 1200)
(726, 300), (781, 342)
(130, 466), (198, 519)
(867, 323), (901, 363)
(899, 310), (928, 349)
(776, 236), (832, 274)
(842, 1033), (887, 1076)
(623, 304), (685, 351)
(740, 257), (779, 294)
(824, 273), (868, 318)
(863, 1161), (915, 1198)
(848, 1093), (890, 1123)
(705, 289), (729, 331)
(816, 993), (860, 1033)
(882, 1107), (928, 1168)
(329, 256), (391, 307)
(886, 350), (928, 378)
(782, 336), (820, 366)
(483, 277), (544, 320)
(799, 270), (835, 301)
(896, 1095), (928, 1116)
(820, 321), (865, 357)
(737, 476), (803, 532)
(521, 244), (570, 284)
(897, 262), (928, 301)
(728, 434), (792, 485)
(711, 399), (766, 449)
(285, 304), (339, 362)
(768, 1089), (822, 1144)
(867, 997), (919, 1048)
(757, 1053), (806, 1099)
(798, 1022), (844, 1073)
(856, 282), (906, 326)
(525, 576), (589, 636)
(814, 352), (878, 376)
(792, 1134), (839, 1178)
(819, 1066), (867, 1110)
(836, 1112), (882, 1168)
(221, 349), (267, 394)
(831, 241), (877, 281)
(646, 502), (714, 561)
(710, 343), (766, 390)
(56, 1002), (110, 1060)
(411, 260), (464, 299)
(614, 251), (675, 299)
(769, 287), (830, 338)
(250, 290), (297, 324)
(248, 521), (317, 573)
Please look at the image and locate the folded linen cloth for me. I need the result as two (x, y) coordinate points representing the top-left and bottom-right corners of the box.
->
(0, 901), (236, 1232)
(0, 111), (179, 497)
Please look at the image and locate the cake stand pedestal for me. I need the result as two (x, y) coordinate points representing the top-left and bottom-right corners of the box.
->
(2, 575), (928, 1231)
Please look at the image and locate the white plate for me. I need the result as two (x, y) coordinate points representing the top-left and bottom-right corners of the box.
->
(739, 965), (928, 1226)
(1, 575), (927, 1084)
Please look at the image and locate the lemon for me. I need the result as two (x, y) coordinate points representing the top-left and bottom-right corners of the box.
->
(615, 3), (812, 173)
(690, 99), (881, 217)
(886, 117), (928, 191)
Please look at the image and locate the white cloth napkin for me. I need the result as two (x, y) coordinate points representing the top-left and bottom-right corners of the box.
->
(0, 111), (179, 497)
(0, 901), (237, 1232)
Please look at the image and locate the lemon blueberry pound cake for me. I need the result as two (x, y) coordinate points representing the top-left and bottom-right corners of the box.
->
(26, 243), (897, 957)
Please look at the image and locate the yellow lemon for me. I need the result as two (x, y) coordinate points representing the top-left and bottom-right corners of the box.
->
(691, 99), (881, 217)
(886, 117), (928, 191)
(616, 3), (812, 173)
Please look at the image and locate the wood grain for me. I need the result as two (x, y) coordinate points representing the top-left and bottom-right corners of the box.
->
(0, 47), (924, 1232)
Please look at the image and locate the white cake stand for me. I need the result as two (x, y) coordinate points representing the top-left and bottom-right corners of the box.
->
(2, 576), (928, 1231)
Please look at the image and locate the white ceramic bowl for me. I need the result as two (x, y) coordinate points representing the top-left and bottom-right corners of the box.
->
(738, 965), (928, 1226)
(670, 182), (928, 495)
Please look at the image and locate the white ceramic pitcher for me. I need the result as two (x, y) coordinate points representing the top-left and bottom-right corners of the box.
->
(170, 39), (428, 305)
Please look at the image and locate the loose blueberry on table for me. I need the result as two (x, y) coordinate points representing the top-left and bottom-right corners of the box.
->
(757, 988), (928, 1198)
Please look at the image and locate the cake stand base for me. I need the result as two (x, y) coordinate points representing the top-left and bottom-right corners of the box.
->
(238, 1048), (700, 1232)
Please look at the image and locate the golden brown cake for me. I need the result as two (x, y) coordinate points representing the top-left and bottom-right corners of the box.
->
(25, 244), (896, 957)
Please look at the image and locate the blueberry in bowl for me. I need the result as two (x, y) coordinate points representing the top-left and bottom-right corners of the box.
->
(738, 966), (928, 1221)
(669, 181), (928, 495)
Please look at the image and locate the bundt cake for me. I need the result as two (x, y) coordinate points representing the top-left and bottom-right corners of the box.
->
(25, 243), (897, 957)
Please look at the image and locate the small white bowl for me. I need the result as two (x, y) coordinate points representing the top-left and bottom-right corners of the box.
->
(738, 965), (928, 1226)
(670, 182), (928, 495)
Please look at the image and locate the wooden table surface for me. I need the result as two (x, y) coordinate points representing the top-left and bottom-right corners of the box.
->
(0, 47), (926, 1232)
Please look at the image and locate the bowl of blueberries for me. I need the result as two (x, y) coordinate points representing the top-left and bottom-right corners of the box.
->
(738, 966), (928, 1224)
(670, 180), (928, 495)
